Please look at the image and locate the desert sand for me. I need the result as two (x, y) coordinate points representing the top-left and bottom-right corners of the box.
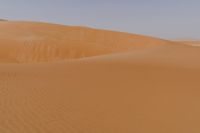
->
(176, 40), (200, 47)
(1, 21), (200, 133)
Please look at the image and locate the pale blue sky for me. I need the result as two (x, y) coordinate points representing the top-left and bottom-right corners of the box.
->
(0, 0), (200, 39)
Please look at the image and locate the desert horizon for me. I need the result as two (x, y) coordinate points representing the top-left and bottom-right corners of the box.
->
(1, 1), (200, 133)
(1, 20), (200, 133)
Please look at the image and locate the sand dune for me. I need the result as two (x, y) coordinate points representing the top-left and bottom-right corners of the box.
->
(0, 21), (174, 63)
(0, 19), (7, 21)
(176, 40), (200, 47)
(1, 21), (200, 133)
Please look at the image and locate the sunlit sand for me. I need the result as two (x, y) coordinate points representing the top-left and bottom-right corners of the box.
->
(1, 21), (200, 133)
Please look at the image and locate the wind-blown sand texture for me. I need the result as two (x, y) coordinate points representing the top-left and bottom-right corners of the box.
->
(1, 21), (200, 133)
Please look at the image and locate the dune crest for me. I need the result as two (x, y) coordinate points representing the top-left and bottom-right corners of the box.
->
(0, 21), (174, 63)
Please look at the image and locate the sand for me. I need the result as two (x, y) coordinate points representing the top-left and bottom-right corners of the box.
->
(176, 40), (200, 47)
(1, 21), (200, 133)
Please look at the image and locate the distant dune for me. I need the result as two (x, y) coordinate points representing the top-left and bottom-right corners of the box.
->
(175, 40), (200, 47)
(1, 21), (200, 133)
(0, 19), (7, 21)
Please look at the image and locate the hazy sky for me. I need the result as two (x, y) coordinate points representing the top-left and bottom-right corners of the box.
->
(0, 0), (200, 39)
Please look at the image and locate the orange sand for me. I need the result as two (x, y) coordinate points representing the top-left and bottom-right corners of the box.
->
(176, 40), (200, 47)
(1, 21), (200, 133)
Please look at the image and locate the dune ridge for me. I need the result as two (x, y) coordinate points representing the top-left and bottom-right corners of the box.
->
(0, 21), (175, 63)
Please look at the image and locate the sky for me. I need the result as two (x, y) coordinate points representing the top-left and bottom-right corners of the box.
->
(0, 0), (200, 39)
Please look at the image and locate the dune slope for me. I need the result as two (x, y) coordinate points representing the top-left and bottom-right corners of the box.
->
(1, 21), (200, 133)
(0, 21), (174, 63)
